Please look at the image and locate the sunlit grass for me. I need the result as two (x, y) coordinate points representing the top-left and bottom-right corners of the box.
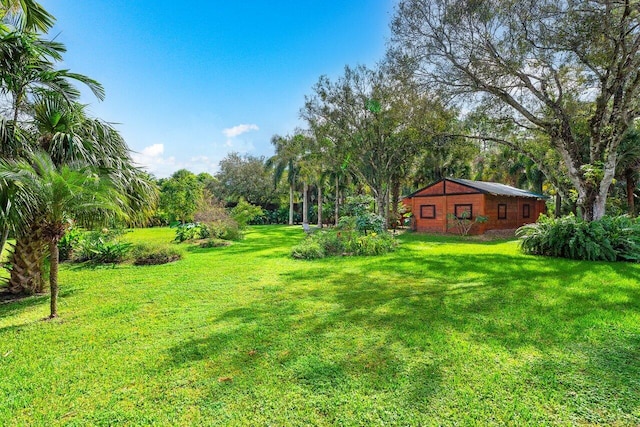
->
(1, 226), (639, 425)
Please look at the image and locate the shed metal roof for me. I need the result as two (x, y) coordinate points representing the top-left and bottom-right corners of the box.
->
(407, 178), (547, 199)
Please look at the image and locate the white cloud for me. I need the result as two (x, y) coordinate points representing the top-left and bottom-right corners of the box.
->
(222, 123), (259, 138)
(132, 143), (177, 178)
(132, 143), (219, 178)
(141, 143), (164, 157)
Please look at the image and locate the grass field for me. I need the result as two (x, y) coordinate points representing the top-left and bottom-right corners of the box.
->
(1, 226), (639, 425)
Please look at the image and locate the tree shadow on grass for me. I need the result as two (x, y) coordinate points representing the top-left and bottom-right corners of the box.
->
(0, 287), (79, 330)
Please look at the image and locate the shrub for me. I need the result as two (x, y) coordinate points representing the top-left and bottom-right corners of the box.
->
(291, 230), (397, 259)
(174, 222), (210, 242)
(199, 238), (232, 248)
(231, 198), (263, 228)
(447, 212), (488, 236)
(350, 232), (398, 256)
(517, 214), (640, 262)
(58, 227), (82, 262)
(72, 229), (131, 264)
(132, 244), (183, 265)
(291, 239), (325, 260)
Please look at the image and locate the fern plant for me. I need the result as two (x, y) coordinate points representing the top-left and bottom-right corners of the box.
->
(517, 214), (640, 262)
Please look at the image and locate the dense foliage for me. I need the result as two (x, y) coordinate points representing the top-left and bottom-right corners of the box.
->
(517, 214), (640, 262)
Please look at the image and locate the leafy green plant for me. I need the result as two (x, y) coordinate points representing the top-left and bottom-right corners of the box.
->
(517, 214), (640, 261)
(58, 227), (82, 262)
(174, 223), (210, 243)
(291, 229), (396, 259)
(199, 238), (232, 248)
(447, 212), (488, 236)
(90, 241), (132, 264)
(131, 243), (183, 265)
(231, 198), (263, 228)
(291, 239), (325, 260)
(72, 229), (131, 263)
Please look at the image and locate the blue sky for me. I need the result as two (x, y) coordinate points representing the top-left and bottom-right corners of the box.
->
(39, 1), (394, 177)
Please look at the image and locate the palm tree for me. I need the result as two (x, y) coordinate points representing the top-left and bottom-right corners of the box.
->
(0, 152), (126, 317)
(5, 94), (157, 294)
(267, 134), (303, 225)
(1, 0), (54, 32)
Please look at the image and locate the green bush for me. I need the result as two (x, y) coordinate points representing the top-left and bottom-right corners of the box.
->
(72, 229), (131, 264)
(132, 244), (183, 265)
(231, 198), (264, 228)
(291, 239), (325, 260)
(58, 227), (82, 262)
(517, 214), (640, 262)
(174, 223), (210, 242)
(350, 232), (397, 256)
(291, 230), (397, 259)
(199, 238), (232, 248)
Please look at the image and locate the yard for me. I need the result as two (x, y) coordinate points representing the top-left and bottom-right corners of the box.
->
(1, 226), (639, 425)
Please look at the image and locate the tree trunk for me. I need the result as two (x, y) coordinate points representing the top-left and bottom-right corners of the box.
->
(289, 183), (294, 225)
(335, 176), (340, 226)
(8, 224), (47, 295)
(626, 169), (636, 216)
(317, 184), (323, 228)
(374, 188), (388, 229)
(302, 182), (309, 226)
(391, 178), (401, 228)
(555, 193), (562, 218)
(0, 224), (9, 262)
(49, 239), (59, 318)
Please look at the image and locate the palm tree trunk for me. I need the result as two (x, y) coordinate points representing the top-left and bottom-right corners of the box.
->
(0, 224), (9, 261)
(49, 239), (59, 318)
(335, 176), (340, 226)
(8, 223), (47, 295)
(289, 183), (294, 225)
(302, 182), (309, 226)
(317, 184), (323, 228)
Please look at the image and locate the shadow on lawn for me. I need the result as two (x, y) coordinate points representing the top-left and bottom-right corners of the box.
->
(164, 235), (640, 420)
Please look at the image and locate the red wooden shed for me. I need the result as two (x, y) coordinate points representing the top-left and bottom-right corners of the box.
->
(404, 178), (547, 235)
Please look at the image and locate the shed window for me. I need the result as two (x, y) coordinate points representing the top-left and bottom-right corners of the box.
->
(522, 204), (531, 218)
(498, 204), (507, 220)
(454, 204), (473, 220)
(420, 205), (436, 219)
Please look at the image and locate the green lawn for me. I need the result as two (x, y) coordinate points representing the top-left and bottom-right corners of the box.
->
(1, 226), (639, 425)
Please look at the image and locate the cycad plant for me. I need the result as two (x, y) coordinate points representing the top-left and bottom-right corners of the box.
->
(0, 152), (127, 317)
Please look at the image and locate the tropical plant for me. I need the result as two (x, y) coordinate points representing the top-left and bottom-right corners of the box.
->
(0, 152), (127, 317)
(447, 212), (489, 237)
(517, 214), (640, 262)
(131, 243), (182, 266)
(0, 0), (54, 32)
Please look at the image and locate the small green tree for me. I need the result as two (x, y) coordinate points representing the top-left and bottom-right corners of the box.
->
(0, 152), (126, 318)
(159, 169), (203, 223)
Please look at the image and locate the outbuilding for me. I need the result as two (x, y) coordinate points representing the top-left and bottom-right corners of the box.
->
(404, 178), (547, 235)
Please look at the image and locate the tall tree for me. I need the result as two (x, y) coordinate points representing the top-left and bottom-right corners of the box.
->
(267, 133), (303, 225)
(303, 61), (450, 225)
(158, 169), (203, 223)
(393, 0), (640, 220)
(3, 93), (156, 295)
(213, 152), (280, 208)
